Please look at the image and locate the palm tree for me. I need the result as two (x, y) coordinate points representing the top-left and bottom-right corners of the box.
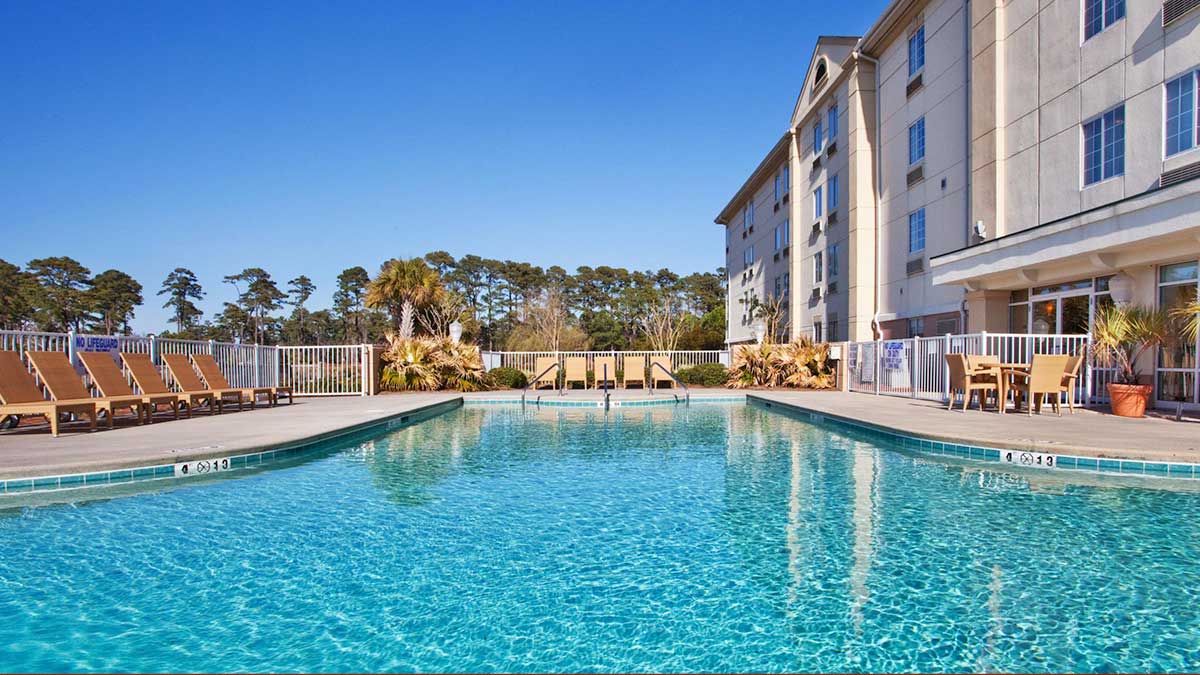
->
(365, 258), (443, 337)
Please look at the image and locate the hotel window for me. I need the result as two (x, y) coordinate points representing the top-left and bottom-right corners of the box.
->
(813, 320), (824, 342)
(774, 174), (781, 201)
(743, 245), (754, 270)
(774, 276), (782, 298)
(827, 314), (838, 342)
(814, 186), (824, 219)
(908, 317), (924, 338)
(774, 225), (782, 251)
(813, 251), (823, 284)
(1158, 261), (1199, 404)
(827, 174), (839, 211)
(814, 120), (824, 154)
(827, 243), (840, 279)
(827, 103), (838, 143)
(1084, 0), (1124, 41)
(908, 118), (926, 165)
(743, 201), (754, 231)
(1083, 105), (1124, 186)
(782, 218), (790, 246)
(1166, 72), (1197, 157)
(782, 164), (790, 196)
(908, 208), (926, 253)
(908, 26), (925, 76)
(782, 272), (790, 297)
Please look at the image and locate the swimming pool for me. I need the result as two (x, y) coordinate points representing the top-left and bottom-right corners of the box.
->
(1, 403), (1198, 672)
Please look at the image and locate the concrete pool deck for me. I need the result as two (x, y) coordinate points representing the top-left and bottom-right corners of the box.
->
(1, 388), (1197, 481)
(748, 390), (1200, 463)
(0, 394), (461, 479)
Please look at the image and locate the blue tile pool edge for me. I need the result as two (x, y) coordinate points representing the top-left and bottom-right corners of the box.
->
(0, 398), (464, 497)
(464, 395), (748, 408)
(747, 395), (1199, 481)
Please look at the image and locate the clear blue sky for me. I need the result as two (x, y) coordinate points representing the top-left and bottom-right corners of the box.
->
(0, 1), (889, 333)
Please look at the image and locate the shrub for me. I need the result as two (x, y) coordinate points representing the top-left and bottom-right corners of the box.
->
(677, 363), (728, 386)
(380, 335), (492, 392)
(726, 338), (834, 389)
(489, 366), (528, 389)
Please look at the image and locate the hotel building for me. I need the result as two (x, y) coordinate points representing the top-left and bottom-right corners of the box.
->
(717, 0), (1200, 408)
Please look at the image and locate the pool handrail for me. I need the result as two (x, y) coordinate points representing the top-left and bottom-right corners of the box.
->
(602, 363), (610, 411)
(522, 361), (562, 408)
(649, 361), (689, 405)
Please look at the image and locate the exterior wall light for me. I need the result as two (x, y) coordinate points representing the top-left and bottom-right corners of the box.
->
(751, 319), (766, 344)
(1108, 271), (1135, 307)
(449, 320), (463, 344)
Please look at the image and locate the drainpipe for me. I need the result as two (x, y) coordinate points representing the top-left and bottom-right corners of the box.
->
(961, 0), (972, 333)
(852, 48), (883, 339)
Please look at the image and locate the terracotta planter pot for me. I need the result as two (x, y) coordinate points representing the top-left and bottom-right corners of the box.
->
(1107, 383), (1152, 418)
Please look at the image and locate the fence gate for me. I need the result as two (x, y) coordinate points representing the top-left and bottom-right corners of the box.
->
(277, 345), (370, 396)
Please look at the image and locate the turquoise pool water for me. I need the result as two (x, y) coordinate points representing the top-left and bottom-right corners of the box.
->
(1, 404), (1199, 672)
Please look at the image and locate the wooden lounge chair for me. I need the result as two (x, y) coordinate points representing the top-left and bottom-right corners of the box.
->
(0, 351), (97, 436)
(121, 352), (221, 417)
(945, 353), (999, 411)
(26, 351), (146, 427)
(162, 354), (244, 412)
(592, 356), (616, 389)
(623, 355), (646, 389)
(563, 357), (587, 390)
(529, 357), (559, 390)
(191, 353), (289, 407)
(1059, 353), (1083, 414)
(1007, 354), (1072, 416)
(79, 352), (181, 422)
(649, 356), (675, 389)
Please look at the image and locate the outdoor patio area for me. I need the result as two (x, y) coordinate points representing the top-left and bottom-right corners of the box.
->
(749, 390), (1200, 463)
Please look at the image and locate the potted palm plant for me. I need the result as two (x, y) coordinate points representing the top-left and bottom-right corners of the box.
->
(1091, 303), (1170, 418)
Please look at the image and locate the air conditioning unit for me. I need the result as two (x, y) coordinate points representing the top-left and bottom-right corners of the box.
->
(827, 281), (838, 295)
(906, 73), (924, 98)
(782, 245), (790, 257)
(782, 193), (790, 204)
(906, 258), (925, 276)
(812, 156), (822, 171)
(907, 164), (924, 187)
(1164, 0), (1200, 25)
(1161, 159), (1200, 188)
(827, 210), (838, 224)
(811, 287), (823, 300)
(811, 220), (823, 235)
(773, 252), (780, 262)
(773, 202), (780, 213)
(826, 141), (838, 157)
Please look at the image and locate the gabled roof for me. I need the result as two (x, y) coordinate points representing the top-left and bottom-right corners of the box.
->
(789, 36), (859, 129)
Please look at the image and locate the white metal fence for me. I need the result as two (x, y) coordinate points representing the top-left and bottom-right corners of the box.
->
(484, 350), (728, 374)
(846, 332), (1102, 405)
(1, 329), (369, 397)
(278, 345), (368, 396)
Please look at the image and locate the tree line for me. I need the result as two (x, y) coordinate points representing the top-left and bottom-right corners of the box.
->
(0, 253), (727, 350)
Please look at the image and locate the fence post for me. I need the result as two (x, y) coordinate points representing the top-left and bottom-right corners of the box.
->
(943, 333), (951, 403)
(253, 346), (260, 388)
(67, 328), (78, 365)
(1085, 334), (1094, 408)
(149, 334), (159, 365)
(361, 345), (369, 397)
(208, 339), (216, 355)
(911, 336), (919, 398)
(874, 340), (882, 395)
(979, 330), (988, 357)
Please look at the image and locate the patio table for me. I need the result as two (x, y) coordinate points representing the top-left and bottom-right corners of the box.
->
(973, 362), (1031, 414)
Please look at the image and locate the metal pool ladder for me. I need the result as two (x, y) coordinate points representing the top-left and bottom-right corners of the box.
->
(649, 361), (690, 406)
(521, 361), (562, 409)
